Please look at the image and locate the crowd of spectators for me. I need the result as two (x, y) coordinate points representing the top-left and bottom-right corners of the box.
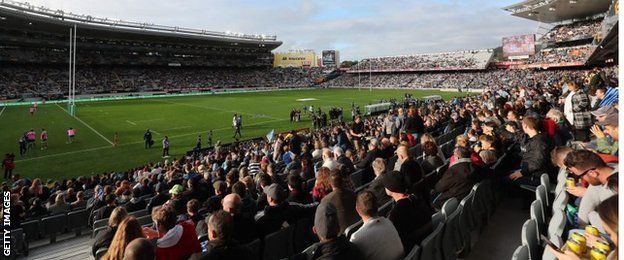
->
(1, 64), (620, 260)
(0, 66), (325, 100)
(527, 45), (596, 64)
(540, 19), (603, 43)
(350, 50), (493, 72)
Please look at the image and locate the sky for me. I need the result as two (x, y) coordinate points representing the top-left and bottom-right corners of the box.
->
(25, 0), (538, 61)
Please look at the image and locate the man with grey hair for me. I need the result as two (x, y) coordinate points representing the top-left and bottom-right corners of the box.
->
(356, 138), (383, 184)
(310, 202), (363, 259)
(334, 146), (354, 174)
(368, 158), (391, 205)
(322, 148), (339, 170)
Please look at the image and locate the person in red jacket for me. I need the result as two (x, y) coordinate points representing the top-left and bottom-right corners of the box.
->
(146, 205), (201, 260)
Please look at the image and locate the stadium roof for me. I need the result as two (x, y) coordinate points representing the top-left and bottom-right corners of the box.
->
(502, 0), (612, 23)
(0, 0), (282, 50)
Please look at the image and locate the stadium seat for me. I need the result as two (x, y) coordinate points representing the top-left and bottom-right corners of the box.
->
(41, 214), (68, 243)
(470, 183), (488, 228)
(378, 200), (394, 217)
(540, 174), (553, 198)
(20, 219), (40, 242)
(92, 218), (109, 237)
(420, 222), (444, 260)
(404, 244), (421, 260)
(551, 191), (568, 214)
(263, 225), (295, 260)
(547, 211), (566, 239)
(344, 220), (363, 240)
(440, 197), (459, 220)
(293, 217), (318, 252)
(129, 209), (149, 218)
(442, 204), (463, 260)
(95, 247), (108, 260)
(247, 238), (261, 260)
(521, 219), (539, 260)
(350, 170), (363, 188)
(67, 209), (89, 236)
(301, 242), (319, 260)
(511, 245), (529, 260)
(457, 190), (476, 255)
(93, 226), (108, 238)
(137, 215), (153, 227)
(431, 212), (443, 228)
(530, 200), (546, 238)
(535, 185), (549, 216)
(354, 182), (370, 193)
(10, 228), (28, 257)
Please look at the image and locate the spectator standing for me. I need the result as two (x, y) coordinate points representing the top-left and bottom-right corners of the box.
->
(320, 170), (358, 233)
(563, 80), (592, 141)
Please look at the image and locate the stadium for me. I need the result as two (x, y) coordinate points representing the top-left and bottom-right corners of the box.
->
(0, 0), (619, 259)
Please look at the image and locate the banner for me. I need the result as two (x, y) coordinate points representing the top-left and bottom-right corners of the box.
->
(273, 52), (317, 68)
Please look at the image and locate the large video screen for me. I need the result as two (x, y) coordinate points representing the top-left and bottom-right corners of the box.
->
(502, 34), (536, 57)
(322, 50), (337, 67)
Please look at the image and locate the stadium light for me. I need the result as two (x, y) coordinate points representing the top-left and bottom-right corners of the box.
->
(549, 7), (556, 11)
(569, 0), (577, 3)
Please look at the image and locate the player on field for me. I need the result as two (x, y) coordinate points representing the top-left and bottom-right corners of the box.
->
(195, 135), (202, 150)
(162, 136), (170, 158)
(40, 128), (48, 150)
(18, 134), (27, 157)
(26, 129), (36, 151)
(67, 127), (76, 144)
(206, 130), (213, 146)
(233, 114), (242, 139)
(144, 129), (153, 149)
(29, 106), (35, 116)
(113, 132), (119, 147)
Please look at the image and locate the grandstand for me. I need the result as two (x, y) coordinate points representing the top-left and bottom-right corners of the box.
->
(1, 0), (620, 260)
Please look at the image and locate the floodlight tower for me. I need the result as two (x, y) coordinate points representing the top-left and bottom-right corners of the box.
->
(67, 25), (77, 115)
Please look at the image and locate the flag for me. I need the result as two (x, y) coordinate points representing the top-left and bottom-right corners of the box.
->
(266, 129), (275, 142)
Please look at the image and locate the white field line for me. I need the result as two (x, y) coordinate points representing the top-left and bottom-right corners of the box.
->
(126, 120), (137, 125)
(133, 118), (164, 123)
(55, 103), (114, 145)
(0, 106), (6, 118)
(159, 100), (283, 120)
(159, 126), (192, 132)
(14, 118), (287, 162)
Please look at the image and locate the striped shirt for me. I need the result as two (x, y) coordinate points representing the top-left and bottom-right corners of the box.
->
(248, 162), (261, 175)
(598, 87), (618, 108)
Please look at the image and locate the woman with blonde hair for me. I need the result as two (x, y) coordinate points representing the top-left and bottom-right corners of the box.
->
(92, 207), (128, 257)
(28, 178), (43, 196)
(101, 216), (144, 260)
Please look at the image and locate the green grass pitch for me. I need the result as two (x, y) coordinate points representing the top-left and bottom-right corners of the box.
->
(0, 88), (469, 180)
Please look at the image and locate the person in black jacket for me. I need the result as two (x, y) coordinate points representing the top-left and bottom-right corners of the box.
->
(394, 145), (424, 190)
(146, 183), (169, 213)
(254, 184), (316, 237)
(433, 147), (476, 209)
(382, 172), (433, 252)
(92, 207), (127, 257)
(355, 138), (383, 184)
(124, 188), (147, 213)
(404, 106), (425, 141)
(508, 117), (553, 186)
(334, 147), (354, 175)
(189, 210), (255, 260)
(94, 194), (117, 222)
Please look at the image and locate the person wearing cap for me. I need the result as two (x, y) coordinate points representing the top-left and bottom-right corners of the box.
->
(382, 171), (433, 251)
(165, 184), (186, 215)
(147, 182), (170, 213)
(590, 113), (618, 155)
(255, 183), (315, 237)
(320, 169), (358, 234)
(350, 190), (404, 260)
(591, 105), (617, 123)
(309, 202), (363, 260)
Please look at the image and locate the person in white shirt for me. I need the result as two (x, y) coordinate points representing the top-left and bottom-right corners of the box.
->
(350, 190), (404, 260)
(321, 148), (339, 170)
